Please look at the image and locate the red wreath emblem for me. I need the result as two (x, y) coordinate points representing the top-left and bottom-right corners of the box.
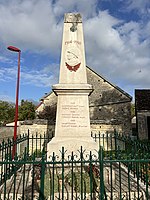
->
(65, 62), (81, 72)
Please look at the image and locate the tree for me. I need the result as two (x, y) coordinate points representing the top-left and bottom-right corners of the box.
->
(0, 101), (15, 126)
(18, 100), (36, 120)
(37, 105), (57, 123)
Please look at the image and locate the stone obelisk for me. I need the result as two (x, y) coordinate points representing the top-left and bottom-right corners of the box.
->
(47, 13), (98, 158)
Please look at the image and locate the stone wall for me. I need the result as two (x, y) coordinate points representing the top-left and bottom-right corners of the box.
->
(19, 119), (54, 154)
(90, 124), (122, 134)
(0, 127), (14, 142)
(19, 119), (48, 136)
(0, 120), (54, 154)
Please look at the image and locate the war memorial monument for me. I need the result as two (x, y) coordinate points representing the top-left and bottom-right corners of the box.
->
(47, 13), (98, 158)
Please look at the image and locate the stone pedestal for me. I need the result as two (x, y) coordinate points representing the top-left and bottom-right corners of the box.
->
(47, 13), (98, 159)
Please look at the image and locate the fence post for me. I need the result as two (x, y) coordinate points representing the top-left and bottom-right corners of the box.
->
(39, 150), (45, 200)
(99, 146), (105, 200)
(62, 147), (65, 200)
(27, 129), (30, 155)
(21, 147), (27, 199)
(114, 129), (117, 152)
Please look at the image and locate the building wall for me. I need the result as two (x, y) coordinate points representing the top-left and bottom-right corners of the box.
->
(36, 92), (57, 114)
(87, 67), (132, 135)
(90, 102), (131, 134)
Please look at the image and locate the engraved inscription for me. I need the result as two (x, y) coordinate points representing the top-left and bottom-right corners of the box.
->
(65, 40), (81, 45)
(61, 102), (87, 128)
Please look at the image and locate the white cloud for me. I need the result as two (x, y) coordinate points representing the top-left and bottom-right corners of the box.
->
(52, 0), (98, 19)
(0, 67), (17, 82)
(21, 69), (56, 88)
(85, 11), (123, 55)
(0, 94), (15, 102)
(0, 56), (13, 64)
(0, 0), (99, 55)
(126, 0), (150, 16)
(0, 0), (62, 55)
(0, 61), (59, 88)
(82, 10), (150, 95)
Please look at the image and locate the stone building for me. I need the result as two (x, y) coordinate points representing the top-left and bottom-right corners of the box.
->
(135, 89), (150, 140)
(36, 66), (132, 135)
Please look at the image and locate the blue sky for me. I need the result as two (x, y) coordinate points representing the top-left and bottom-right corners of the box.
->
(0, 0), (150, 103)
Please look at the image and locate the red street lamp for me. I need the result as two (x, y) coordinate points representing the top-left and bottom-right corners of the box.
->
(7, 46), (21, 159)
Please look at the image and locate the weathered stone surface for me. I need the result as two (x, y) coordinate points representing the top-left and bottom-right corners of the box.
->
(0, 127), (14, 142)
(59, 13), (87, 84)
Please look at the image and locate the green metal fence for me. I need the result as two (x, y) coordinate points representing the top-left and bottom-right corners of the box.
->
(0, 132), (149, 200)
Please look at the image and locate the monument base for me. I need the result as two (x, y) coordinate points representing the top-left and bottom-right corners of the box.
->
(47, 137), (99, 160)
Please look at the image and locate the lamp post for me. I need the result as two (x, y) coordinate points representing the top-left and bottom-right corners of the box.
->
(7, 46), (21, 159)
